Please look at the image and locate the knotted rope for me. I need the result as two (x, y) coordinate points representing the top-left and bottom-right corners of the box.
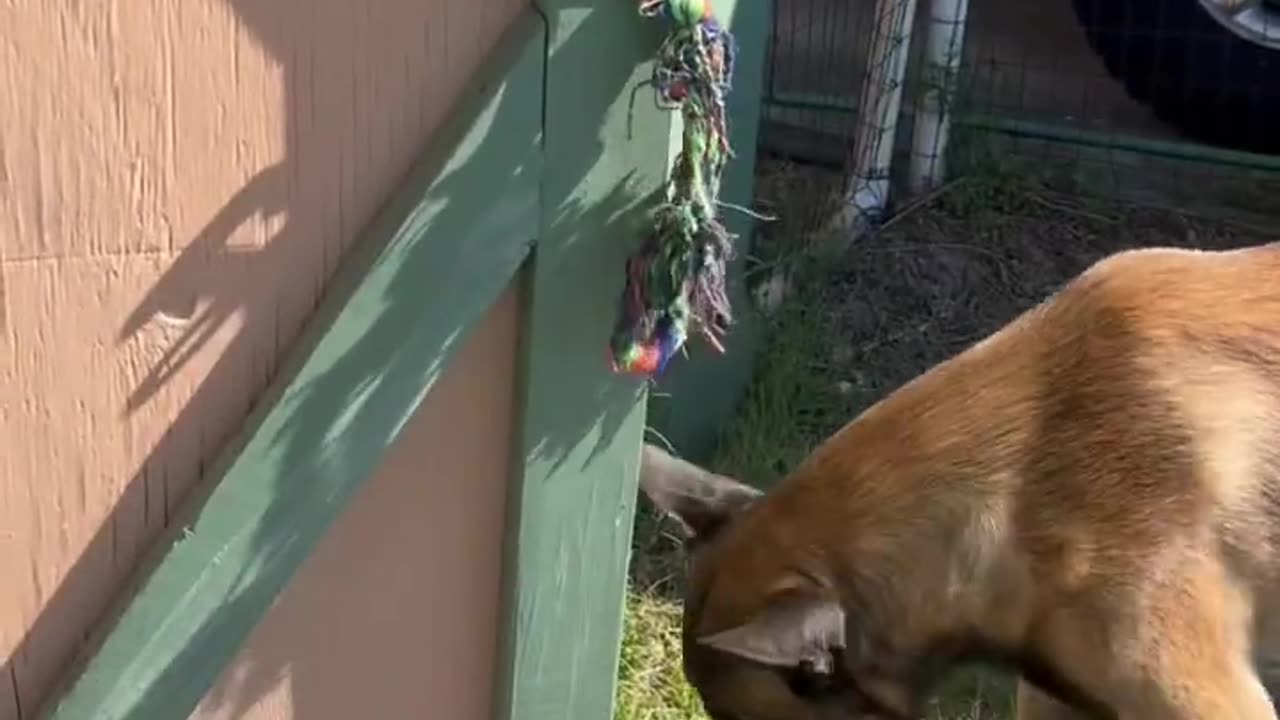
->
(609, 0), (739, 377)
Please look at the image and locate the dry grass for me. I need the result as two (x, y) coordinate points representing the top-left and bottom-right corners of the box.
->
(616, 593), (705, 720)
(615, 159), (1279, 720)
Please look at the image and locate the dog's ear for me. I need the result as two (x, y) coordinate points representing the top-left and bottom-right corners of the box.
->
(637, 443), (762, 541)
(696, 592), (846, 669)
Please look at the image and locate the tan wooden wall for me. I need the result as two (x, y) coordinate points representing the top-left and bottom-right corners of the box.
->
(189, 279), (522, 720)
(0, 0), (526, 715)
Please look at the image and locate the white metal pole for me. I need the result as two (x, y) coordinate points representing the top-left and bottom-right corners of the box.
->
(908, 0), (971, 194)
(839, 0), (920, 237)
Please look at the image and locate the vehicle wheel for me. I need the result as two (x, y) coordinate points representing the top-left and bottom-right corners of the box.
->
(1070, 0), (1280, 155)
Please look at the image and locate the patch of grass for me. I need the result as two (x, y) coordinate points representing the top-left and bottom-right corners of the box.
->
(925, 669), (1017, 720)
(710, 258), (835, 486)
(615, 592), (705, 720)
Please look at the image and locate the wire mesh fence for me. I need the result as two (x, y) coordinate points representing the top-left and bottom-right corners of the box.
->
(754, 0), (1280, 250)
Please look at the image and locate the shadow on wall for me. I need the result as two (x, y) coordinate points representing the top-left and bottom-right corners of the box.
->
(6, 1), (658, 718)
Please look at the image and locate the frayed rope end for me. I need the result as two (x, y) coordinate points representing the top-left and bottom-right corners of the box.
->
(609, 0), (739, 379)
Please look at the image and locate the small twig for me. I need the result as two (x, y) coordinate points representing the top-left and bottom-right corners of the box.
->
(717, 200), (778, 222)
(869, 177), (971, 236)
(858, 319), (938, 354)
(1026, 192), (1116, 225)
(1041, 188), (1280, 237)
(854, 240), (1017, 298)
(858, 240), (1001, 261)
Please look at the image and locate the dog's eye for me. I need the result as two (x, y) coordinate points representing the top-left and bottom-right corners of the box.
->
(784, 658), (835, 698)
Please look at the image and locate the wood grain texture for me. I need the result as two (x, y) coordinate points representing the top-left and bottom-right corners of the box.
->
(35, 8), (543, 720)
(189, 277), (524, 720)
(490, 4), (674, 720)
(1, 0), (524, 715)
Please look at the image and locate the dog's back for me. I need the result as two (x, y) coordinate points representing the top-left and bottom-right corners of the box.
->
(799, 241), (1280, 662)
(776, 241), (1280, 586)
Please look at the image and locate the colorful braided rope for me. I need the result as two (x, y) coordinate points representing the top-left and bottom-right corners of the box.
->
(609, 0), (739, 377)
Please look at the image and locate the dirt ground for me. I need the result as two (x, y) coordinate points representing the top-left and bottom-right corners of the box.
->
(748, 156), (1280, 442)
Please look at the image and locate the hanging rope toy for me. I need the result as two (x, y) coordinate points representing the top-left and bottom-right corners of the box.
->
(609, 0), (739, 377)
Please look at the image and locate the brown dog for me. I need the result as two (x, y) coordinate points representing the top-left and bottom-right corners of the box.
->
(637, 243), (1280, 719)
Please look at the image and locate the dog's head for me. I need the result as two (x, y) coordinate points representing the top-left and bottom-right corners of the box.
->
(637, 443), (920, 720)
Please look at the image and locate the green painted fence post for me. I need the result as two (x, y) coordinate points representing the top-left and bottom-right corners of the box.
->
(644, 0), (773, 465)
(490, 4), (676, 720)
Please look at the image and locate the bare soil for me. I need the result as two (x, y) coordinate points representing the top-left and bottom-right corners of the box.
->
(750, 157), (1279, 439)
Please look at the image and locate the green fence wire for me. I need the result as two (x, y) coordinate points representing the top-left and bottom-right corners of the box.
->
(757, 0), (1280, 227)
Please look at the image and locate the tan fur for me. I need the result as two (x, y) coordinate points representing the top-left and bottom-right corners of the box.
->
(637, 243), (1280, 720)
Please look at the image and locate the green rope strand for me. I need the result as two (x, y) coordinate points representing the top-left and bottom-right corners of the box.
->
(610, 0), (738, 377)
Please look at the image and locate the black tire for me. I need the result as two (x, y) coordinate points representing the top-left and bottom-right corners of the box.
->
(1070, 0), (1280, 155)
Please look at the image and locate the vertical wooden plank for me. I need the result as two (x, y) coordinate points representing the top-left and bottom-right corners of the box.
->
(643, 0), (774, 463)
(492, 4), (675, 720)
